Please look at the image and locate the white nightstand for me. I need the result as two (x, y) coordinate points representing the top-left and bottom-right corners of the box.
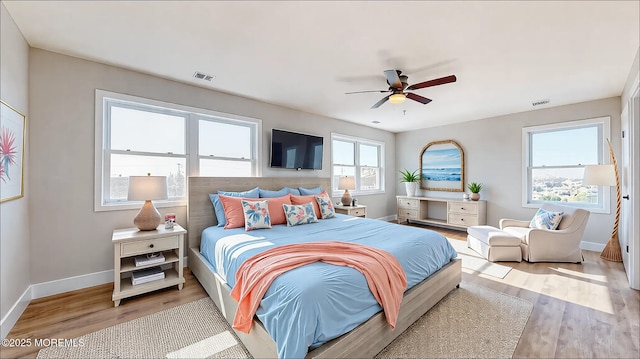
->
(112, 224), (186, 307)
(335, 204), (367, 218)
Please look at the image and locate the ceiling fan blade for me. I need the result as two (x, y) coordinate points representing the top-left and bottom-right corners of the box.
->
(406, 75), (457, 91)
(406, 92), (433, 105)
(383, 69), (403, 89)
(345, 89), (390, 95)
(371, 95), (390, 109)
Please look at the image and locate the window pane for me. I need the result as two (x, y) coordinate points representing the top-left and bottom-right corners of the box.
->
(332, 166), (355, 190)
(199, 120), (251, 158)
(110, 106), (185, 154)
(531, 126), (598, 166)
(360, 167), (379, 190)
(199, 159), (252, 176)
(531, 167), (594, 204)
(332, 140), (354, 165)
(109, 154), (186, 200)
(359, 144), (379, 166)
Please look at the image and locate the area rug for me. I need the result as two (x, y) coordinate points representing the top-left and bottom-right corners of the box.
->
(448, 238), (513, 278)
(37, 283), (532, 359)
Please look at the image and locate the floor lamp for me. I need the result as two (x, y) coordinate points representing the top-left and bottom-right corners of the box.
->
(582, 139), (622, 262)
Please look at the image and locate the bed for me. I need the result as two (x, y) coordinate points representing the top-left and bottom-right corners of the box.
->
(187, 177), (461, 358)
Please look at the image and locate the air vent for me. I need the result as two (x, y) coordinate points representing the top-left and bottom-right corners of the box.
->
(532, 99), (550, 107)
(193, 71), (215, 82)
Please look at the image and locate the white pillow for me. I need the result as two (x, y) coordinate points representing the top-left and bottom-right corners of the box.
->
(529, 208), (564, 230)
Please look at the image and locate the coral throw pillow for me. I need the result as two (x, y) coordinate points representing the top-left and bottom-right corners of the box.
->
(219, 194), (291, 229)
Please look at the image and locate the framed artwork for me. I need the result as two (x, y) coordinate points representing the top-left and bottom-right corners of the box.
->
(1, 101), (26, 202)
(420, 140), (465, 192)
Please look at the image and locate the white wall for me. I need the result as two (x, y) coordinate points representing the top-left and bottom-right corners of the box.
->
(28, 48), (396, 285)
(395, 97), (621, 248)
(0, 3), (31, 336)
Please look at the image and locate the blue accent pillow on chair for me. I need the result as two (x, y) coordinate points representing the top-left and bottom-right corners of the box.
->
(529, 208), (564, 230)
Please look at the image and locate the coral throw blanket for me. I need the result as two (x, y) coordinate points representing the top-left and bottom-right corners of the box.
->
(230, 241), (407, 334)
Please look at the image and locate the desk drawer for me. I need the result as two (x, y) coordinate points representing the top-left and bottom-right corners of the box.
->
(448, 201), (478, 215)
(448, 213), (479, 227)
(398, 208), (419, 220)
(121, 236), (179, 256)
(398, 198), (419, 209)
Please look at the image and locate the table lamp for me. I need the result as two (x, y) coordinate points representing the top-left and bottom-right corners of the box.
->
(338, 176), (356, 206)
(582, 139), (621, 261)
(128, 174), (168, 231)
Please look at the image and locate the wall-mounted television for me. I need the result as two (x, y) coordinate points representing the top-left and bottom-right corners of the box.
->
(270, 129), (323, 170)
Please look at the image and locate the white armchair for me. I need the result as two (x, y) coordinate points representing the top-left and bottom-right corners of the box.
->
(499, 203), (590, 263)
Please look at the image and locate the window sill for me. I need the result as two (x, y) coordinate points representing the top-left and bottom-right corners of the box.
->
(95, 199), (187, 212)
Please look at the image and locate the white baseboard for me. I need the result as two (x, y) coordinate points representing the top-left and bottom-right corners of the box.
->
(376, 215), (397, 222)
(1, 287), (31, 339)
(31, 269), (114, 300)
(1, 257), (191, 339)
(580, 241), (605, 252)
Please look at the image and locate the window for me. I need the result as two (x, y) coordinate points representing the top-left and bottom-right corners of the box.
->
(331, 133), (385, 196)
(522, 116), (611, 212)
(95, 90), (260, 211)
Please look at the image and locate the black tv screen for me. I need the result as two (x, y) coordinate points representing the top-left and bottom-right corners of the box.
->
(270, 129), (323, 170)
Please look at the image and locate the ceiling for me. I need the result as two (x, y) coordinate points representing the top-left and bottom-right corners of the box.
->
(3, 1), (639, 133)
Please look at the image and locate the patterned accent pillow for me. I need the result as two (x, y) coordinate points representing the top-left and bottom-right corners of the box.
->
(529, 208), (564, 230)
(241, 200), (271, 231)
(315, 195), (336, 219)
(282, 203), (318, 227)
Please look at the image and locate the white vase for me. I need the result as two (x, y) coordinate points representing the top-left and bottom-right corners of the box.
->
(405, 182), (418, 197)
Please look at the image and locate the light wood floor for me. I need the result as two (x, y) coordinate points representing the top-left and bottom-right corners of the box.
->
(2, 225), (639, 359)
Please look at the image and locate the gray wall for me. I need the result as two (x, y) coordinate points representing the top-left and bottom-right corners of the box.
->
(0, 3), (30, 325)
(28, 49), (396, 284)
(395, 97), (621, 246)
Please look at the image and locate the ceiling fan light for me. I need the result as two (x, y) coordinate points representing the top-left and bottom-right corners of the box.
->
(389, 93), (406, 104)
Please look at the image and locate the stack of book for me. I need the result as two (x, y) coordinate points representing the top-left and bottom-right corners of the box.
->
(131, 266), (165, 285)
(134, 252), (165, 267)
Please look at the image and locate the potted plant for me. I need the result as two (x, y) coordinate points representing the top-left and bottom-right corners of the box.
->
(399, 169), (420, 197)
(467, 182), (483, 201)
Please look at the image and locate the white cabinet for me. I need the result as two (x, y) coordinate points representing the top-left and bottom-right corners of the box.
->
(397, 196), (486, 230)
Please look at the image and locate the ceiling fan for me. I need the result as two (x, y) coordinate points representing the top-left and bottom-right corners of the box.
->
(345, 70), (457, 109)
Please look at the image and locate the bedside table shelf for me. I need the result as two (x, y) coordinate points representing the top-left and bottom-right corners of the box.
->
(119, 251), (180, 273)
(112, 224), (186, 307)
(118, 270), (181, 297)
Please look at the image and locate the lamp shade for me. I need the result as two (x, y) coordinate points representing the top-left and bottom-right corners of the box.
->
(582, 165), (616, 186)
(127, 176), (168, 201)
(338, 176), (356, 190)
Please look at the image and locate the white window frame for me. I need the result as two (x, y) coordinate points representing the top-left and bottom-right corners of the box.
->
(331, 133), (385, 197)
(522, 116), (611, 213)
(94, 90), (261, 211)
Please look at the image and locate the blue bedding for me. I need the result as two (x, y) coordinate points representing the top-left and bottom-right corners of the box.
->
(200, 214), (456, 358)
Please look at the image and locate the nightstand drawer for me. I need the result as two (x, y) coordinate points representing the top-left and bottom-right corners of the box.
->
(448, 201), (478, 215)
(398, 198), (419, 209)
(350, 208), (366, 217)
(448, 213), (479, 226)
(398, 208), (419, 219)
(121, 236), (179, 257)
